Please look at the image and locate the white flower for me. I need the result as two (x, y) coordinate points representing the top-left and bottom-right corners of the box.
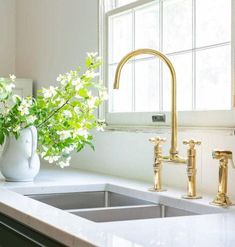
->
(74, 106), (80, 114)
(27, 115), (37, 124)
(42, 86), (57, 99)
(57, 74), (67, 85)
(18, 99), (31, 116)
(87, 52), (98, 58)
(45, 156), (60, 164)
(57, 98), (66, 107)
(26, 98), (33, 106)
(87, 97), (98, 109)
(71, 78), (81, 86)
(9, 74), (16, 81)
(5, 83), (15, 92)
(84, 70), (99, 78)
(57, 130), (71, 141)
(13, 126), (20, 132)
(41, 147), (49, 158)
(100, 91), (108, 100)
(75, 94), (82, 99)
(73, 129), (89, 139)
(75, 84), (82, 91)
(97, 126), (104, 132)
(19, 106), (29, 116)
(56, 74), (63, 82)
(72, 78), (82, 91)
(66, 73), (72, 81)
(62, 145), (74, 154)
(58, 158), (71, 168)
(41, 152), (47, 157)
(63, 110), (72, 118)
(96, 119), (105, 132)
(3, 108), (10, 115)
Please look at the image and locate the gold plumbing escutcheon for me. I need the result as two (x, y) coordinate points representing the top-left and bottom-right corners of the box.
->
(182, 139), (202, 199)
(149, 137), (166, 192)
(211, 150), (235, 207)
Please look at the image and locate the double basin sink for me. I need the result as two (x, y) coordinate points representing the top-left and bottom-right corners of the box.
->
(27, 191), (197, 223)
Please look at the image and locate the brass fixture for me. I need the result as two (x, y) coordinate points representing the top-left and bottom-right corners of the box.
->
(149, 137), (166, 192)
(182, 139), (202, 199)
(113, 48), (186, 164)
(211, 150), (235, 207)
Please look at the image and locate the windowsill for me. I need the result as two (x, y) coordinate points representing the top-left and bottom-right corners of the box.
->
(103, 110), (235, 129)
(104, 124), (235, 135)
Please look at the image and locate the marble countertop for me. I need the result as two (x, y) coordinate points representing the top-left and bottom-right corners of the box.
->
(0, 167), (235, 247)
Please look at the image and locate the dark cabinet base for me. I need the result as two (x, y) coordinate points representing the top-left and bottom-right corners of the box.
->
(0, 212), (66, 247)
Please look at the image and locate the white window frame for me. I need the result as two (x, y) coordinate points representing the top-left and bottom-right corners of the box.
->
(99, 0), (235, 128)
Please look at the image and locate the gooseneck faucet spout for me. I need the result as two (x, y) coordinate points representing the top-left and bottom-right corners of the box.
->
(113, 48), (185, 163)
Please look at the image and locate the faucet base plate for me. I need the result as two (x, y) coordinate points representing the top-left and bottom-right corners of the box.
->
(182, 195), (202, 199)
(148, 187), (167, 192)
(210, 194), (233, 208)
(210, 201), (233, 208)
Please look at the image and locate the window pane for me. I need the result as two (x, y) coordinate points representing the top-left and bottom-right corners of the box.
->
(196, 0), (231, 47)
(110, 63), (133, 112)
(135, 2), (159, 50)
(163, 53), (193, 111)
(163, 0), (192, 53)
(109, 11), (132, 63)
(135, 59), (160, 112)
(196, 45), (231, 110)
(105, 0), (232, 116)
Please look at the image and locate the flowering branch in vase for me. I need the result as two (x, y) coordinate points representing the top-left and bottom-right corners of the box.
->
(0, 53), (107, 168)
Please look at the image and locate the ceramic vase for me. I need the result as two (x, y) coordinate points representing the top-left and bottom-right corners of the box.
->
(0, 126), (40, 182)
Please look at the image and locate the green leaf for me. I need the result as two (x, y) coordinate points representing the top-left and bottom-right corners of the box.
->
(78, 88), (88, 98)
(89, 142), (95, 151)
(0, 132), (5, 145)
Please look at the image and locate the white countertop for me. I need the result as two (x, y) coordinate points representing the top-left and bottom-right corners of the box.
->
(0, 166), (235, 247)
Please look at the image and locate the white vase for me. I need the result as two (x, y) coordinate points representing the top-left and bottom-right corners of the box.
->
(0, 126), (40, 182)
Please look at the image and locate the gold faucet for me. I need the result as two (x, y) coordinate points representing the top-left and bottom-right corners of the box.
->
(113, 49), (186, 165)
(113, 49), (187, 192)
(149, 137), (166, 192)
(182, 139), (202, 199)
(211, 150), (235, 207)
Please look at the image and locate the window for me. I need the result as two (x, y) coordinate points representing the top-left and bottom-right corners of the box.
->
(100, 0), (235, 127)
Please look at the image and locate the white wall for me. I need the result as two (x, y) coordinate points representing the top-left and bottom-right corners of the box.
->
(0, 0), (16, 76)
(15, 0), (99, 91)
(72, 128), (235, 198)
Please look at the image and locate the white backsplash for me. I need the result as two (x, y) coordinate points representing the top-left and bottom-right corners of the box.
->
(71, 128), (235, 199)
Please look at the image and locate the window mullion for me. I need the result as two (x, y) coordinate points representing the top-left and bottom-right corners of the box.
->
(159, 0), (163, 111)
(232, 0), (235, 108)
(110, 15), (114, 112)
(192, 0), (196, 110)
(114, 0), (118, 8)
(132, 9), (136, 112)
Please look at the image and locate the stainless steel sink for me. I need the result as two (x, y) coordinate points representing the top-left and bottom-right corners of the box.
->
(27, 191), (152, 210)
(27, 191), (198, 223)
(71, 204), (197, 222)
